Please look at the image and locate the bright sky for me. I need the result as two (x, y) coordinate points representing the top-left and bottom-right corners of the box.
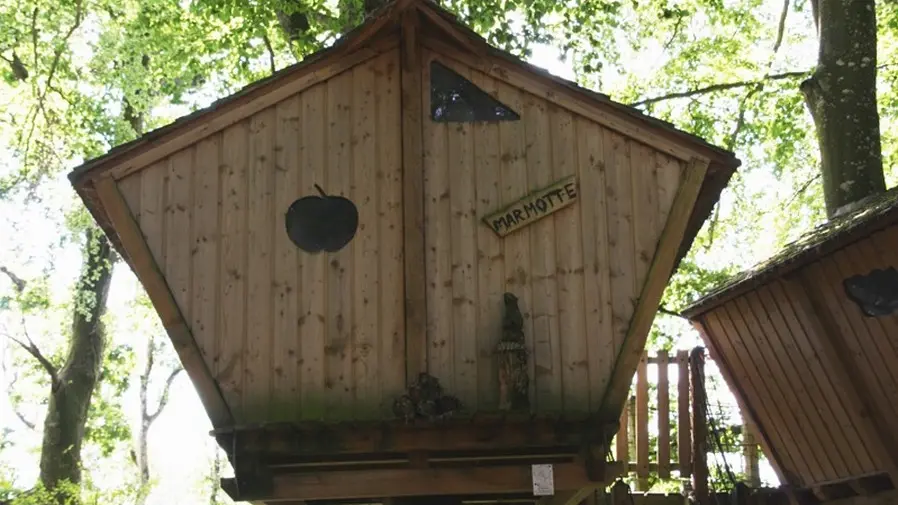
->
(0, 0), (828, 500)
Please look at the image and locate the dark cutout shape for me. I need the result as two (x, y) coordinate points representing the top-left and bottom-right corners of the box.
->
(430, 60), (520, 122)
(285, 184), (358, 253)
(843, 266), (898, 317)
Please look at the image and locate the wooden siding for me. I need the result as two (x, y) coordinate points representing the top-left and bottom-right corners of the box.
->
(117, 49), (405, 424)
(696, 226), (898, 487)
(420, 51), (686, 414)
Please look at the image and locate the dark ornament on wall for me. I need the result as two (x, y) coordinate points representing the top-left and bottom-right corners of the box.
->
(285, 184), (358, 253)
(392, 372), (462, 423)
(843, 266), (898, 317)
(496, 292), (530, 411)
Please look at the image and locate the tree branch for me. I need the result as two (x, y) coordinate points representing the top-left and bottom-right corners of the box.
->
(261, 33), (277, 75)
(0, 266), (26, 292)
(1, 361), (37, 431)
(771, 0), (790, 56)
(628, 69), (810, 107)
(146, 366), (183, 424)
(0, 265), (59, 385)
(8, 331), (59, 388)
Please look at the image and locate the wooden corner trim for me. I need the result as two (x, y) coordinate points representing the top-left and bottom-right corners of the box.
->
(94, 177), (234, 428)
(598, 157), (709, 421)
(690, 318), (791, 485)
(792, 272), (898, 484)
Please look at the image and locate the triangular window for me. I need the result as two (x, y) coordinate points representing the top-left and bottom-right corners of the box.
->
(430, 61), (520, 122)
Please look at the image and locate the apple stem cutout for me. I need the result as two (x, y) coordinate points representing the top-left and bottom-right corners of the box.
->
(285, 184), (359, 253)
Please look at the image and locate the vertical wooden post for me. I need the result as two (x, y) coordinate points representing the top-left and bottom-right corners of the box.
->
(636, 352), (649, 491)
(629, 395), (637, 482)
(690, 347), (709, 505)
(743, 418), (761, 488)
(400, 7), (428, 384)
(617, 395), (629, 473)
(657, 351), (670, 479)
(676, 350), (691, 478)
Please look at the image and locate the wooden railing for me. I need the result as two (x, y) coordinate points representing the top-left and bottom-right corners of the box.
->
(613, 348), (762, 492)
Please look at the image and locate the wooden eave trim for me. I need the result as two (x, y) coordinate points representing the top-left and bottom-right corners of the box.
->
(598, 157), (709, 422)
(691, 316), (791, 485)
(94, 176), (233, 428)
(682, 206), (898, 320)
(71, 36), (399, 188)
(791, 271), (898, 485)
(419, 35), (729, 168)
(400, 8), (427, 385)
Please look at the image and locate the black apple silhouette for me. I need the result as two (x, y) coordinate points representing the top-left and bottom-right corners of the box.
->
(285, 184), (359, 253)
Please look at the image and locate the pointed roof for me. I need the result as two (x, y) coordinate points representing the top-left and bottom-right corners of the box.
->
(69, 0), (740, 271)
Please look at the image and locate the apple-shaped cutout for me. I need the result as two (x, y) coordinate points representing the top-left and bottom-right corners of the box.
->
(285, 184), (359, 253)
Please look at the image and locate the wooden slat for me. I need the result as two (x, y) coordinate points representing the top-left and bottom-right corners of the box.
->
(552, 104), (589, 413)
(222, 462), (596, 501)
(738, 291), (843, 479)
(471, 70), (503, 411)
(299, 84), (327, 420)
(630, 142), (659, 290)
(722, 299), (826, 483)
(94, 177), (233, 427)
(377, 49), (406, 409)
(352, 60), (381, 419)
(245, 107), (275, 421)
(752, 283), (866, 477)
(825, 251), (898, 421)
(422, 53), (454, 390)
(676, 350), (690, 477)
(97, 41), (397, 183)
(704, 308), (805, 483)
(495, 79), (535, 409)
(219, 120), (249, 417)
(603, 130), (636, 362)
(525, 94), (561, 412)
(446, 64), (478, 405)
(164, 148), (194, 343)
(657, 351), (670, 479)
(636, 353), (649, 489)
(272, 95), (301, 421)
(401, 10), (427, 384)
(190, 136), (220, 375)
(325, 70), (355, 417)
(792, 273), (898, 485)
(600, 157), (709, 421)
(575, 119), (613, 411)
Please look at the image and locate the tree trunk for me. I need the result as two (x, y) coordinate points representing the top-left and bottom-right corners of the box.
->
(38, 229), (114, 503)
(136, 337), (152, 505)
(801, 0), (885, 218)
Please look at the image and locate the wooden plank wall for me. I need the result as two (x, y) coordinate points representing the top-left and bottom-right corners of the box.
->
(116, 49), (406, 424)
(695, 226), (898, 486)
(420, 51), (686, 414)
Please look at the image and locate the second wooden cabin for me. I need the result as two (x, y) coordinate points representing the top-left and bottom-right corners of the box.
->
(69, 0), (740, 502)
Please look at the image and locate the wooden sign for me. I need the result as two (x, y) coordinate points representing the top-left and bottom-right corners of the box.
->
(483, 175), (579, 237)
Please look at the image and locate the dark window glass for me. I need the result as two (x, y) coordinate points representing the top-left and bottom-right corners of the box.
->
(430, 60), (520, 122)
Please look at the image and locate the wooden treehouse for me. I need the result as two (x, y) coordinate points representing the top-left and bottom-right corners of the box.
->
(683, 188), (898, 503)
(68, 0), (740, 502)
